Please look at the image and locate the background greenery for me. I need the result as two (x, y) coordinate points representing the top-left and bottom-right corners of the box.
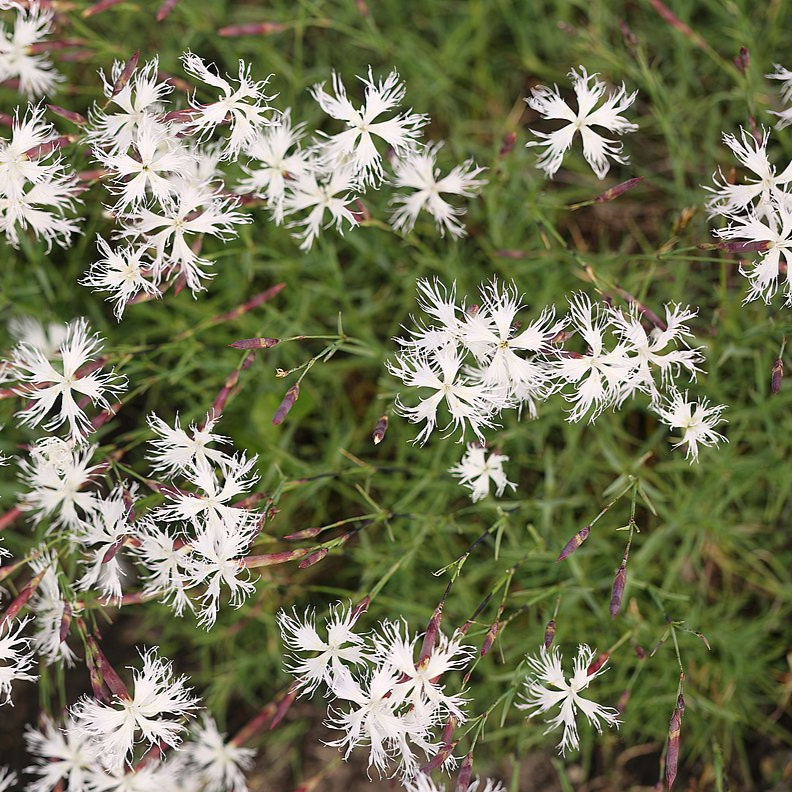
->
(2, 0), (792, 789)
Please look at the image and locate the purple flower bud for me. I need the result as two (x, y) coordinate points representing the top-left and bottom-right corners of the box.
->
(543, 619), (556, 649)
(272, 384), (300, 426)
(557, 524), (590, 562)
(772, 358), (784, 395)
(372, 415), (389, 445)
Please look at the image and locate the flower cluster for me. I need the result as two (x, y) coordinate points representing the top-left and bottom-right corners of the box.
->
(24, 706), (254, 790)
(0, 34), (487, 318)
(389, 278), (726, 481)
(278, 601), (474, 780)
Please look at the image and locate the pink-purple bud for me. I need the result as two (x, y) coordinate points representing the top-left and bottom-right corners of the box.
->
(734, 46), (750, 74)
(372, 415), (389, 445)
(665, 693), (685, 790)
(47, 104), (88, 126)
(557, 524), (590, 562)
(543, 618), (556, 649)
(228, 337), (280, 350)
(1, 568), (45, 625)
(59, 602), (72, 643)
(587, 651), (609, 676)
(156, 0), (180, 21)
(594, 176), (643, 203)
(499, 131), (517, 158)
(772, 358), (784, 395)
(481, 620), (500, 657)
(272, 384), (300, 426)
(110, 50), (140, 95)
(455, 754), (473, 792)
(298, 548), (329, 569)
(418, 604), (444, 666)
(218, 22), (288, 36)
(610, 561), (628, 618)
(269, 687), (298, 730)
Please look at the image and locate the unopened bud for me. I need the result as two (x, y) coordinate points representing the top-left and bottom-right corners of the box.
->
(372, 415), (388, 445)
(156, 0), (179, 21)
(59, 602), (73, 643)
(665, 693), (685, 790)
(351, 596), (370, 621)
(1, 568), (45, 624)
(110, 50), (140, 96)
(557, 524), (590, 562)
(228, 337), (280, 350)
(418, 604), (444, 665)
(455, 754), (473, 792)
(617, 689), (630, 714)
(609, 562), (628, 618)
(481, 620), (499, 657)
(218, 22), (288, 36)
(499, 131), (517, 158)
(272, 384), (299, 426)
(772, 358), (783, 394)
(47, 104), (88, 126)
(298, 548), (328, 568)
(543, 619), (556, 649)
(83, 0), (126, 17)
(635, 644), (646, 660)
(594, 176), (643, 203)
(734, 46), (750, 74)
(587, 651), (609, 676)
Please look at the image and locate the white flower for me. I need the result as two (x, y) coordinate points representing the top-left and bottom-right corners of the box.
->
(609, 303), (702, 405)
(18, 438), (101, 530)
(525, 66), (638, 179)
(182, 716), (255, 792)
(705, 128), (792, 219)
(390, 143), (486, 238)
(277, 601), (368, 695)
(29, 549), (78, 666)
(396, 278), (464, 356)
(388, 344), (508, 445)
(83, 760), (182, 792)
(182, 509), (259, 629)
(8, 314), (72, 358)
(518, 644), (620, 755)
(119, 179), (250, 293)
(155, 453), (259, 529)
(652, 389), (727, 463)
(132, 519), (193, 617)
(0, 1), (62, 97)
(0, 768), (15, 792)
(449, 443), (515, 502)
(714, 198), (792, 305)
(326, 665), (432, 777)
(462, 279), (565, 414)
(81, 237), (159, 320)
(95, 115), (192, 209)
(70, 646), (200, 770)
(0, 104), (81, 250)
(403, 776), (505, 792)
(74, 485), (134, 604)
(182, 52), (276, 159)
(553, 294), (634, 422)
(311, 67), (427, 185)
(0, 616), (37, 705)
(11, 317), (127, 442)
(146, 411), (231, 476)
(24, 714), (95, 792)
(238, 108), (311, 222)
(89, 56), (173, 153)
(281, 163), (359, 250)
(373, 620), (473, 721)
(766, 64), (792, 128)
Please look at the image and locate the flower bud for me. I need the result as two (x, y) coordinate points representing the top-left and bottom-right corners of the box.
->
(557, 524), (590, 562)
(772, 358), (783, 395)
(481, 620), (499, 657)
(543, 618), (556, 650)
(272, 384), (300, 426)
(586, 651), (609, 676)
(665, 692), (685, 790)
(455, 753), (473, 792)
(499, 131), (517, 158)
(594, 176), (643, 203)
(371, 415), (389, 445)
(298, 548), (328, 569)
(218, 22), (288, 36)
(734, 46), (750, 74)
(418, 603), (444, 665)
(609, 561), (628, 618)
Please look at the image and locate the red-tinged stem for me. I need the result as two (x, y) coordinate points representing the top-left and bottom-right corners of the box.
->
(212, 283), (285, 324)
(1, 568), (46, 624)
(0, 506), (23, 533)
(242, 548), (312, 568)
(156, 0), (179, 21)
(217, 22), (288, 36)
